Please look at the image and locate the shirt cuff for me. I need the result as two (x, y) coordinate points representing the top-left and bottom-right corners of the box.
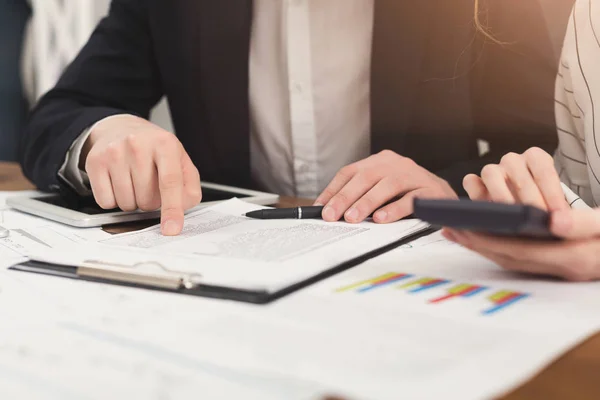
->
(560, 182), (591, 210)
(57, 114), (128, 196)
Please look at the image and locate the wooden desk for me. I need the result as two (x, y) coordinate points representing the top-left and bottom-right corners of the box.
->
(2, 161), (600, 399)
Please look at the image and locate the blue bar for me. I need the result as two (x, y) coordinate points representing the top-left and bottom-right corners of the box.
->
(358, 274), (414, 293)
(462, 287), (488, 298)
(482, 294), (529, 315)
(408, 280), (450, 293)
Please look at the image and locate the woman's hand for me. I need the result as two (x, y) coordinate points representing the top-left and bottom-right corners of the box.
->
(442, 147), (600, 281)
(442, 208), (600, 281)
(462, 147), (569, 211)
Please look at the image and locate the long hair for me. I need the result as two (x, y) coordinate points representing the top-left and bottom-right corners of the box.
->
(474, 0), (505, 44)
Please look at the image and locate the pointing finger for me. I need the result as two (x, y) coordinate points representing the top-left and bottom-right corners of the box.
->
(155, 140), (184, 236)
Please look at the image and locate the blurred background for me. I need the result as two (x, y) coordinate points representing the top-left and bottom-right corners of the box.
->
(0, 0), (574, 162)
(0, 0), (173, 163)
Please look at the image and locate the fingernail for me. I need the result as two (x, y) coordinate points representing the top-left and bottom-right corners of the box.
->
(313, 200), (324, 206)
(345, 207), (359, 222)
(552, 210), (572, 235)
(162, 220), (181, 236)
(374, 210), (388, 222)
(322, 205), (336, 221)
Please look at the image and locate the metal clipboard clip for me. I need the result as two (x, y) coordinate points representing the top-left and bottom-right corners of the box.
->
(77, 260), (203, 290)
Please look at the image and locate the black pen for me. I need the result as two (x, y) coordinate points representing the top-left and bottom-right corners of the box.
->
(245, 206), (324, 220)
(244, 205), (403, 220)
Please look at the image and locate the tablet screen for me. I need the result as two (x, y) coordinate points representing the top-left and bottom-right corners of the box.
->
(33, 187), (251, 215)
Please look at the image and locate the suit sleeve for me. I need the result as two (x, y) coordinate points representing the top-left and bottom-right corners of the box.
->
(20, 0), (163, 192)
(435, 0), (559, 196)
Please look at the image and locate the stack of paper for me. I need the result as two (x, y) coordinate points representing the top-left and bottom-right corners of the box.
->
(24, 199), (429, 294)
(1, 193), (599, 400)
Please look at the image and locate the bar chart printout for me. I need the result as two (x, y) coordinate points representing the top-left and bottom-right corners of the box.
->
(336, 272), (529, 316)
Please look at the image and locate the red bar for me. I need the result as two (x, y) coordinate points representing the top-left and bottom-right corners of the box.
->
(372, 273), (408, 286)
(423, 279), (445, 287)
(429, 293), (457, 303)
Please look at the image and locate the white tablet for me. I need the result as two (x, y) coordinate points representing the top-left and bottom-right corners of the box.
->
(6, 182), (279, 228)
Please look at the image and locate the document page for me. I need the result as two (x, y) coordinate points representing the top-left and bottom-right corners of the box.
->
(4, 235), (600, 400)
(92, 199), (428, 291)
(2, 228), (600, 400)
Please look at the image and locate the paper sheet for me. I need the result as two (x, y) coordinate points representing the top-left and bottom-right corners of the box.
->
(0, 191), (112, 253)
(0, 268), (327, 400)
(35, 198), (428, 291)
(256, 237), (600, 399)
(2, 238), (599, 400)
(1, 194), (599, 399)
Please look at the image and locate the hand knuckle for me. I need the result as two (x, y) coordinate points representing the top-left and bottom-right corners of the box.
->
(119, 203), (137, 212)
(500, 152), (521, 166)
(187, 188), (202, 206)
(524, 147), (547, 162)
(480, 164), (500, 179)
(357, 196), (376, 212)
(126, 134), (142, 154)
(358, 170), (377, 184)
(334, 191), (351, 205)
(532, 167), (555, 184)
(160, 172), (181, 189)
(137, 195), (160, 211)
(106, 142), (123, 162)
(399, 156), (416, 169)
(339, 165), (357, 179)
(85, 151), (104, 171)
(156, 132), (177, 148)
(94, 194), (115, 210)
(321, 188), (336, 200)
(379, 150), (402, 163)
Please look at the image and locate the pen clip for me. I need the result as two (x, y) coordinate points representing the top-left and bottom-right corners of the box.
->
(78, 260), (203, 290)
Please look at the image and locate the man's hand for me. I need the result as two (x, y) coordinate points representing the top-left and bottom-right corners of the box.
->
(82, 115), (202, 236)
(314, 150), (457, 224)
(462, 147), (569, 211)
(442, 208), (600, 281)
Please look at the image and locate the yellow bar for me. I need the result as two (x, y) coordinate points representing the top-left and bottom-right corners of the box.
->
(336, 272), (397, 292)
(448, 283), (472, 294)
(489, 290), (514, 302)
(399, 277), (433, 289)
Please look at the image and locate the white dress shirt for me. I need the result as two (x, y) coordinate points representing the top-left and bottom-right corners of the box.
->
(61, 0), (374, 198)
(554, 0), (599, 208)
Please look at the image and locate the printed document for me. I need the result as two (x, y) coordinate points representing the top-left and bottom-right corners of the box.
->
(2, 235), (600, 400)
(32, 198), (428, 292)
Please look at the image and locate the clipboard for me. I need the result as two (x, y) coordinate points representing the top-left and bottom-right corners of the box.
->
(9, 226), (435, 304)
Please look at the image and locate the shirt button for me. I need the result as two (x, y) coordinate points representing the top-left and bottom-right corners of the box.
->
(296, 161), (310, 174)
(290, 81), (303, 94)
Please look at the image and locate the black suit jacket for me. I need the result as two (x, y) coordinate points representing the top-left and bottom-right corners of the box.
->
(21, 0), (558, 196)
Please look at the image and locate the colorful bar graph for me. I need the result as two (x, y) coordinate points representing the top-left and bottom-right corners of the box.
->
(334, 272), (529, 316)
(429, 284), (488, 303)
(336, 272), (414, 293)
(399, 277), (450, 293)
(482, 291), (529, 315)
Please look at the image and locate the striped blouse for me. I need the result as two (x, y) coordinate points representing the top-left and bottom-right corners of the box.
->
(554, 0), (600, 209)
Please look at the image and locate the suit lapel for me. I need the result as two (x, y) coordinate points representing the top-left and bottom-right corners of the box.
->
(175, 0), (254, 188)
(370, 0), (432, 154)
